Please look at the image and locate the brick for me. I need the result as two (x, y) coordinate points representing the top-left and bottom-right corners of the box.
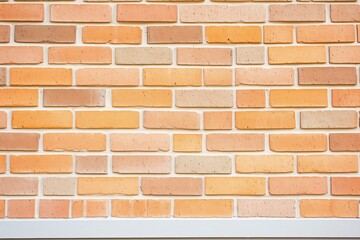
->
(83, 26), (141, 44)
(76, 155), (108, 174)
(207, 134), (264, 152)
(180, 5), (265, 23)
(300, 111), (357, 129)
(270, 89), (328, 108)
(176, 90), (233, 108)
(235, 111), (295, 130)
(43, 133), (106, 152)
(86, 200), (108, 218)
(264, 25), (293, 44)
(10, 68), (72, 86)
(175, 199), (233, 218)
(0, 177), (38, 196)
(332, 89), (360, 107)
(76, 111), (139, 129)
(0, 111), (6, 129)
(15, 25), (76, 43)
(330, 46), (360, 63)
(8, 200), (35, 218)
(113, 155), (171, 174)
(142, 177), (202, 196)
(51, 4), (111, 23)
(300, 199), (359, 218)
(236, 68), (294, 86)
(175, 156), (231, 174)
(0, 68), (5, 85)
(298, 155), (358, 173)
(43, 89), (105, 107)
(148, 26), (202, 44)
(0, 46), (43, 64)
(0, 88), (38, 107)
(143, 111), (200, 130)
(269, 46), (326, 64)
(297, 25), (355, 43)
(12, 111), (72, 129)
(270, 134), (327, 152)
(269, 177), (327, 195)
(0, 200), (4, 218)
(203, 68), (232, 86)
(0, 133), (39, 151)
(48, 47), (111, 65)
(112, 200), (171, 218)
(0, 4), (43, 22)
(236, 90), (265, 108)
(269, 4), (325, 22)
(331, 4), (360, 22)
(236, 155), (294, 173)
(71, 200), (84, 218)
(206, 26), (261, 43)
(78, 177), (138, 195)
(173, 134), (202, 152)
(330, 133), (360, 152)
(10, 155), (72, 174)
(0, 25), (9, 43)
(203, 111), (232, 130)
(0, 155), (5, 173)
(76, 68), (139, 86)
(112, 89), (172, 108)
(43, 177), (76, 196)
(110, 133), (170, 152)
(205, 177), (265, 195)
(331, 177), (360, 195)
(177, 48), (232, 66)
(117, 4), (177, 22)
(116, 47), (172, 65)
(236, 46), (264, 65)
(298, 67), (357, 85)
(39, 200), (70, 218)
(238, 199), (295, 218)
(143, 68), (202, 86)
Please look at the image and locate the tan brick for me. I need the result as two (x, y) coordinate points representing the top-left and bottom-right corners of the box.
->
(331, 177), (360, 195)
(175, 199), (233, 218)
(270, 89), (328, 108)
(236, 68), (294, 86)
(206, 26), (261, 43)
(113, 155), (171, 174)
(112, 89), (172, 108)
(298, 67), (357, 85)
(0, 111), (7, 129)
(10, 155), (72, 174)
(15, 25), (76, 43)
(43, 89), (105, 107)
(0, 4), (44, 22)
(176, 90), (233, 108)
(173, 134), (202, 152)
(203, 111), (232, 130)
(269, 4), (325, 22)
(39, 200), (70, 218)
(86, 200), (108, 218)
(331, 4), (360, 22)
(0, 177), (38, 196)
(332, 89), (360, 107)
(51, 4), (111, 23)
(300, 199), (359, 218)
(117, 4), (177, 22)
(238, 199), (296, 217)
(143, 68), (202, 86)
(76, 155), (108, 174)
(76, 68), (139, 86)
(43, 177), (76, 196)
(177, 48), (232, 66)
(0, 200), (3, 218)
(12, 111), (72, 129)
(330, 46), (360, 63)
(269, 177), (328, 195)
(236, 90), (266, 108)
(10, 68), (72, 86)
(0, 46), (43, 64)
(142, 177), (202, 196)
(205, 177), (265, 195)
(235, 111), (295, 130)
(0, 133), (39, 151)
(264, 25), (293, 44)
(175, 156), (231, 174)
(76, 111), (139, 129)
(115, 47), (172, 65)
(236, 155), (294, 173)
(0, 155), (5, 174)
(83, 26), (141, 44)
(71, 200), (83, 218)
(203, 68), (232, 86)
(207, 134), (264, 152)
(0, 68), (5, 86)
(297, 25), (355, 43)
(110, 133), (170, 152)
(298, 155), (358, 173)
(48, 47), (111, 64)
(300, 111), (357, 129)
(112, 199), (171, 218)
(330, 133), (360, 152)
(0, 25), (10, 43)
(148, 26), (202, 44)
(236, 46), (264, 65)
(269, 46), (326, 64)
(143, 111), (200, 130)
(78, 177), (138, 195)
(8, 200), (35, 218)
(270, 134), (327, 152)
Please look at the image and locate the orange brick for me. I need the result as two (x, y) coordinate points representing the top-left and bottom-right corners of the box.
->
(0, 25), (10, 43)
(203, 68), (232, 86)
(269, 4), (325, 22)
(236, 68), (294, 86)
(0, 88), (38, 107)
(143, 68), (202, 86)
(298, 155), (358, 173)
(176, 90), (233, 108)
(8, 199), (35, 218)
(264, 25), (293, 44)
(112, 199), (171, 218)
(0, 177), (38, 196)
(236, 46), (264, 65)
(238, 199), (296, 218)
(39, 200), (70, 218)
(203, 111), (232, 130)
(43, 133), (106, 152)
(0, 133), (39, 151)
(0, 200), (4, 218)
(48, 47), (111, 64)
(331, 177), (360, 195)
(298, 67), (357, 85)
(206, 26), (261, 43)
(15, 25), (76, 43)
(177, 48), (232, 66)
(270, 89), (328, 108)
(110, 133), (170, 152)
(236, 155), (294, 173)
(332, 89), (360, 107)
(331, 4), (360, 22)
(148, 26), (202, 44)
(330, 133), (360, 152)
(175, 156), (231, 174)
(207, 134), (264, 152)
(235, 111), (295, 130)
(205, 177), (265, 195)
(10, 68), (72, 86)
(43, 89), (105, 107)
(43, 177), (76, 196)
(270, 134), (327, 152)
(51, 4), (111, 23)
(78, 177), (138, 195)
(117, 4), (177, 22)
(10, 155), (72, 174)
(112, 155), (171, 174)
(300, 199), (359, 218)
(112, 89), (172, 108)
(71, 200), (84, 218)
(269, 177), (327, 195)
(269, 46), (326, 64)
(0, 111), (6, 129)
(236, 90), (265, 108)
(115, 47), (172, 65)
(143, 111), (200, 130)
(142, 177), (202, 196)
(12, 111), (72, 129)
(76, 68), (139, 86)
(76, 155), (108, 174)
(330, 46), (360, 63)
(173, 134), (202, 152)
(0, 4), (44, 22)
(0, 46), (43, 64)
(0, 155), (5, 173)
(300, 110), (357, 129)
(175, 199), (233, 218)
(297, 25), (355, 43)
(83, 26), (141, 44)
(86, 200), (108, 218)
(76, 111), (139, 129)
(0, 68), (5, 85)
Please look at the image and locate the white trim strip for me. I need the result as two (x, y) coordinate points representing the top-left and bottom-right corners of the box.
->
(0, 219), (360, 238)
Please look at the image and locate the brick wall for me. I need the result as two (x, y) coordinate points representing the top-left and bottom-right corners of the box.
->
(0, 0), (359, 219)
